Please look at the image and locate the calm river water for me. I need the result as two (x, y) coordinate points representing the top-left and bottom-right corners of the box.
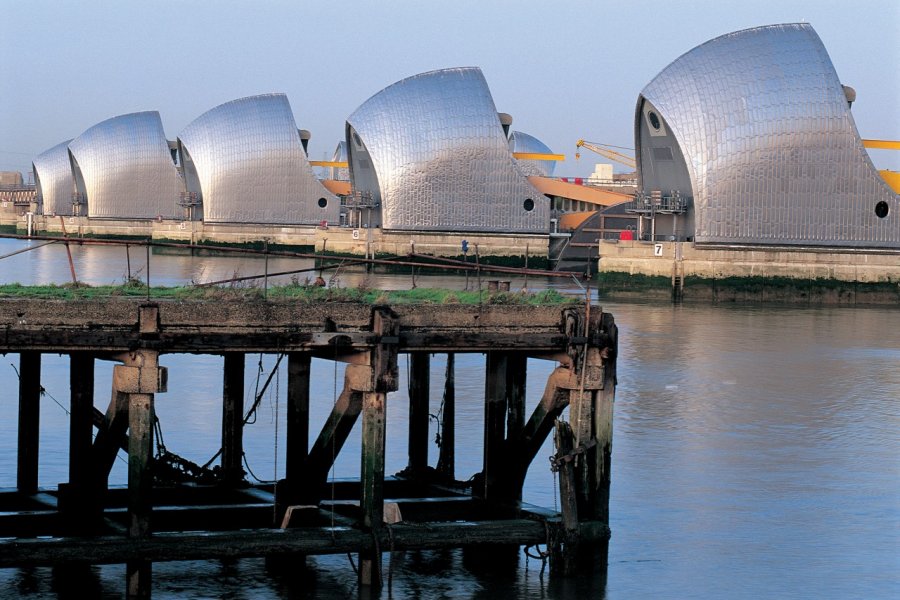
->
(0, 238), (898, 599)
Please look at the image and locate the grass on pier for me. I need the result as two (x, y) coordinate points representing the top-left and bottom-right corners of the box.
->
(0, 281), (577, 305)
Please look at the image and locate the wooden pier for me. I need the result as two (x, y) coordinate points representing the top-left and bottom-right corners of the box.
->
(0, 297), (616, 596)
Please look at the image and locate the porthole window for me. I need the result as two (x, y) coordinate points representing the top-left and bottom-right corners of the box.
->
(648, 111), (661, 130)
(875, 201), (889, 219)
(523, 198), (534, 212)
(318, 197), (328, 208)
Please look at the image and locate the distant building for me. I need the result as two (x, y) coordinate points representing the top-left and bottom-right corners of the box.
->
(68, 112), (181, 219)
(0, 172), (23, 186)
(590, 164), (613, 182)
(345, 67), (548, 232)
(178, 94), (338, 225)
(634, 23), (899, 248)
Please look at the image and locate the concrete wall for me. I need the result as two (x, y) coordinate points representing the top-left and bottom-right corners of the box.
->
(600, 240), (900, 282)
(15, 214), (548, 259)
(318, 228), (546, 259)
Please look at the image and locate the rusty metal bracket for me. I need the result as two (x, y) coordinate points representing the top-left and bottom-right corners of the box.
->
(549, 438), (597, 472)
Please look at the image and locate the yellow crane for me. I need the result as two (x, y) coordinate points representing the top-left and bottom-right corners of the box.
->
(575, 140), (636, 170)
(862, 139), (900, 193)
(863, 139), (900, 150)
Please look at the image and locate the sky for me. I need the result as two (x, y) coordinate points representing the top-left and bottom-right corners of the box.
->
(1, 0), (898, 178)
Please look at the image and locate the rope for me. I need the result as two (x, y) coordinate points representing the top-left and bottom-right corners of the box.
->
(430, 354), (444, 453)
(523, 519), (554, 579)
(200, 353), (284, 472)
(242, 452), (272, 484)
(244, 354), (266, 426)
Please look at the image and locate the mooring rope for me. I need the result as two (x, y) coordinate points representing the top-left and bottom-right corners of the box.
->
(200, 353), (283, 475)
(523, 519), (554, 579)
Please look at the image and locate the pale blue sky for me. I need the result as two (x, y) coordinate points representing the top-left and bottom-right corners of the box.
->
(1, 0), (898, 177)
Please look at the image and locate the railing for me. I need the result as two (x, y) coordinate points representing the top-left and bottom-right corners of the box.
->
(341, 190), (379, 209)
(178, 191), (200, 207)
(557, 177), (638, 188)
(624, 191), (690, 214)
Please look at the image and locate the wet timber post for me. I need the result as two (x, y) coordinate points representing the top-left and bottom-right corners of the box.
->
(469, 351), (528, 568)
(268, 351), (312, 570)
(407, 352), (430, 476)
(551, 308), (617, 575)
(17, 351), (41, 495)
(480, 352), (528, 504)
(505, 353), (527, 499)
(436, 353), (455, 479)
(116, 305), (167, 598)
(222, 353), (245, 485)
(65, 352), (95, 528)
(283, 352), (311, 510)
(482, 352), (509, 503)
(358, 307), (399, 589)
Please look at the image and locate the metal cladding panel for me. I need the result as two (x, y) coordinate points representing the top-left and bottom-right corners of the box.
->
(509, 130), (556, 177)
(68, 112), (182, 219)
(32, 139), (74, 215)
(346, 67), (548, 233)
(639, 23), (900, 248)
(178, 94), (338, 225)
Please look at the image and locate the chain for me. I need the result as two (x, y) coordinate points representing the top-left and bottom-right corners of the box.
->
(548, 438), (597, 472)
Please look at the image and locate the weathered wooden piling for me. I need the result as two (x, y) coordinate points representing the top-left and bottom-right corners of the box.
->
(407, 352), (430, 476)
(281, 351), (311, 513)
(436, 353), (455, 479)
(17, 351), (41, 495)
(222, 352), (245, 485)
(64, 352), (94, 527)
(0, 297), (616, 596)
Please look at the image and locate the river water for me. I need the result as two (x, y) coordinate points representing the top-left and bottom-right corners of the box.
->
(0, 238), (898, 599)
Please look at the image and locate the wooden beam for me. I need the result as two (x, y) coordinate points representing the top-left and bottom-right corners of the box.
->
(0, 519), (611, 567)
(301, 380), (362, 504)
(481, 352), (508, 502)
(506, 366), (571, 492)
(407, 353), (430, 475)
(359, 307), (399, 589)
(437, 353), (455, 480)
(91, 391), (129, 495)
(505, 354), (527, 439)
(504, 353), (527, 502)
(127, 391), (154, 599)
(285, 352), (311, 487)
(17, 351), (42, 494)
(591, 313), (617, 523)
(359, 388), (386, 588)
(65, 353), (94, 525)
(551, 420), (580, 576)
(222, 353), (245, 485)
